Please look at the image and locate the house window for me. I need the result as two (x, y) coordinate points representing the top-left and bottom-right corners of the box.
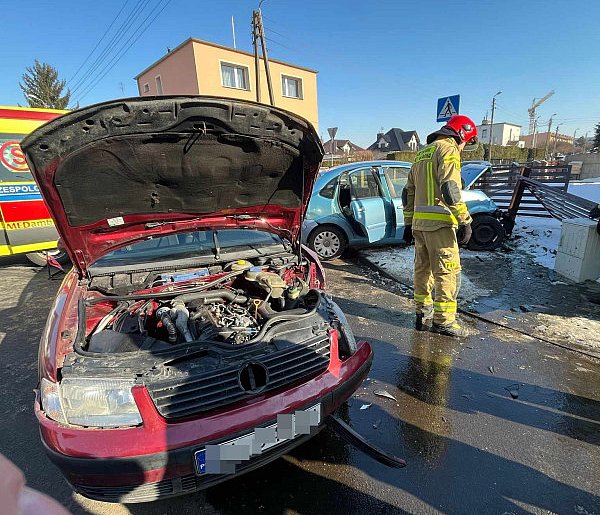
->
(143, 83), (149, 93)
(221, 63), (249, 90)
(481, 128), (487, 139)
(282, 75), (303, 99)
(155, 75), (163, 95)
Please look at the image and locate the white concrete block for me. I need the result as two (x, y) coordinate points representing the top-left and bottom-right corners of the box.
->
(555, 218), (600, 282)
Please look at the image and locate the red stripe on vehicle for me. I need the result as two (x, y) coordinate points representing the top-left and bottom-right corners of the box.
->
(0, 200), (52, 222)
(0, 109), (61, 121)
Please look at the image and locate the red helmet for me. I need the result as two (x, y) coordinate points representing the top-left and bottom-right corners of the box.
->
(446, 115), (478, 144)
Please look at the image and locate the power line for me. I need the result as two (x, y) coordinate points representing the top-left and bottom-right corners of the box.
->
(265, 36), (293, 52)
(70, 0), (151, 96)
(75, 0), (173, 103)
(68, 0), (131, 85)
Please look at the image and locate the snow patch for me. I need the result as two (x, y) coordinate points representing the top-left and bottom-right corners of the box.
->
(568, 181), (600, 203)
(362, 246), (492, 302)
(512, 216), (562, 269)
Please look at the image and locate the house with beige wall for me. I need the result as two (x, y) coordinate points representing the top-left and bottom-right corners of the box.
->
(134, 38), (319, 130)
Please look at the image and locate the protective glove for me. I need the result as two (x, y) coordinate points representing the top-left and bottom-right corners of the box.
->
(402, 224), (413, 245)
(590, 204), (600, 219)
(457, 223), (472, 246)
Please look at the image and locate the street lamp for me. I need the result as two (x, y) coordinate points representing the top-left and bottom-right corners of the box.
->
(488, 91), (502, 162)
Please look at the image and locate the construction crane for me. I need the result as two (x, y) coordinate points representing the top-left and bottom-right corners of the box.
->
(528, 90), (555, 134)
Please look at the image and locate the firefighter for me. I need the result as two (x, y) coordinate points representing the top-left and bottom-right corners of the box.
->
(401, 115), (478, 337)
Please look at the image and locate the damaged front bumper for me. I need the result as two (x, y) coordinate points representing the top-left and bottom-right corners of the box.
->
(36, 340), (373, 503)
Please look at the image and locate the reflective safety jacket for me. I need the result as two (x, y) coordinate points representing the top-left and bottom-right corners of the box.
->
(403, 137), (472, 231)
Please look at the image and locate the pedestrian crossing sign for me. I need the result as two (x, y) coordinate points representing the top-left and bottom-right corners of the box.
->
(437, 95), (460, 122)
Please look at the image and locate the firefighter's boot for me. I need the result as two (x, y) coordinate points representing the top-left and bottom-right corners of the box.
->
(416, 306), (433, 331)
(431, 321), (468, 338)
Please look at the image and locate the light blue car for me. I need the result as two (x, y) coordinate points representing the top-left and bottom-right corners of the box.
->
(302, 160), (505, 260)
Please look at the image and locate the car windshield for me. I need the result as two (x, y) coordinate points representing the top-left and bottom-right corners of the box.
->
(92, 229), (287, 268)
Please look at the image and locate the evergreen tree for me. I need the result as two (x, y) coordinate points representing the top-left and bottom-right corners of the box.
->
(593, 122), (600, 149)
(19, 60), (72, 109)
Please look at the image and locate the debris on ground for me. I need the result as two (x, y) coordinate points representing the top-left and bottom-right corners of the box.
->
(373, 390), (397, 402)
(505, 384), (520, 399)
(360, 403), (372, 410)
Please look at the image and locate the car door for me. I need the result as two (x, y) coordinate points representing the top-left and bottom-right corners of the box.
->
(342, 167), (390, 242)
(382, 165), (411, 241)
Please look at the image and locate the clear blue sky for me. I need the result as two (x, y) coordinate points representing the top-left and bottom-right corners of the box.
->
(2, 0), (599, 147)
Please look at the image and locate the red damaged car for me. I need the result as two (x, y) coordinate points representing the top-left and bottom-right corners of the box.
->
(22, 97), (373, 503)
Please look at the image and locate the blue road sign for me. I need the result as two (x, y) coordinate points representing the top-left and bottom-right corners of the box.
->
(437, 95), (460, 122)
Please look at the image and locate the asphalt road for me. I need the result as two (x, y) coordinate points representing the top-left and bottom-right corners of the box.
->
(0, 255), (599, 515)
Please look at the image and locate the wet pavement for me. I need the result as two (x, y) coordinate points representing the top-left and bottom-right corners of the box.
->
(0, 255), (599, 514)
(361, 246), (600, 356)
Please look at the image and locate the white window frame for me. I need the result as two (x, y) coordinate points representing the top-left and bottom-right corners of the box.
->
(142, 82), (150, 93)
(219, 61), (250, 91)
(155, 75), (163, 95)
(281, 74), (303, 99)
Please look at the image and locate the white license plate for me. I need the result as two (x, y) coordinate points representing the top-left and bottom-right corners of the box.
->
(194, 403), (321, 475)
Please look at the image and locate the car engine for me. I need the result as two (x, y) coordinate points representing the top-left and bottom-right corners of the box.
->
(85, 258), (320, 353)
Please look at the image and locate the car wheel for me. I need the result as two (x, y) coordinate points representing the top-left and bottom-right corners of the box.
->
(26, 249), (70, 267)
(466, 214), (506, 251)
(308, 225), (346, 260)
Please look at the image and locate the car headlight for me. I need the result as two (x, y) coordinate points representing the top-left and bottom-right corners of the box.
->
(40, 377), (142, 428)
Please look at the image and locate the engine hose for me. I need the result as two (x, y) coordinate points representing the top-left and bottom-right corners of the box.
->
(157, 307), (177, 344)
(257, 301), (306, 319)
(174, 289), (248, 306)
(84, 269), (247, 305)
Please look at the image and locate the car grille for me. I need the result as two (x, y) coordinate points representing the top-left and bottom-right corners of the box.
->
(146, 335), (330, 419)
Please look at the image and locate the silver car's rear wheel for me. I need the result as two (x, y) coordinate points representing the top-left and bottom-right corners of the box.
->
(308, 226), (346, 260)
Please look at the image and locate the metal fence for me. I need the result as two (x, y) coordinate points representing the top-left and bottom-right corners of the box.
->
(473, 163), (573, 217)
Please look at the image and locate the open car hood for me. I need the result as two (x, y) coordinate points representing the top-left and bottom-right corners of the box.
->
(21, 96), (324, 274)
(461, 161), (492, 189)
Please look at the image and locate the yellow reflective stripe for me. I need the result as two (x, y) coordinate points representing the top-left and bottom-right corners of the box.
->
(426, 161), (434, 205)
(403, 211), (413, 215)
(443, 155), (461, 164)
(414, 212), (458, 223)
(449, 203), (468, 215)
(433, 301), (457, 313)
(0, 240), (58, 256)
(414, 293), (433, 304)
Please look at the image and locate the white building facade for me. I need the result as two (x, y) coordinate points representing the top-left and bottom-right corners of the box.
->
(477, 122), (521, 146)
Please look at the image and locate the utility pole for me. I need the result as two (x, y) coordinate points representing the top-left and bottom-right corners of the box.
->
(252, 11), (261, 103)
(256, 8), (274, 106)
(583, 131), (588, 153)
(552, 123), (562, 156)
(532, 117), (538, 148)
(251, 6), (275, 106)
(573, 128), (578, 152)
(544, 113), (557, 159)
(488, 91), (502, 162)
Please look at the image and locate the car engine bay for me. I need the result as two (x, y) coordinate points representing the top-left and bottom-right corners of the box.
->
(80, 253), (340, 355)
